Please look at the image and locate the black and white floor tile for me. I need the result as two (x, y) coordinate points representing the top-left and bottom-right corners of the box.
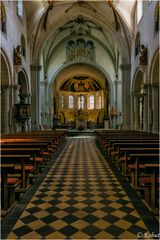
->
(3, 137), (158, 239)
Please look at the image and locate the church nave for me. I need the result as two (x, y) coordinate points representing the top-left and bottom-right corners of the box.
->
(2, 137), (158, 240)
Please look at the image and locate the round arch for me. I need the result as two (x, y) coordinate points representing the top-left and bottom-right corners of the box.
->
(131, 69), (144, 130)
(46, 62), (114, 128)
(50, 62), (114, 104)
(18, 68), (29, 94)
(132, 69), (143, 95)
(0, 49), (12, 133)
(0, 48), (12, 86)
(149, 49), (159, 133)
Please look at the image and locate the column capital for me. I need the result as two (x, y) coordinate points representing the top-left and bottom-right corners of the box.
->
(30, 64), (42, 71)
(119, 64), (131, 71)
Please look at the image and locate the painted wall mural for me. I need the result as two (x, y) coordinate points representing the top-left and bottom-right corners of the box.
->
(60, 76), (101, 92)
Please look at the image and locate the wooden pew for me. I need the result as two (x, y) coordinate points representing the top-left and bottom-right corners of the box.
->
(107, 139), (159, 156)
(110, 142), (159, 160)
(95, 130), (159, 214)
(0, 131), (67, 217)
(139, 163), (159, 213)
(1, 148), (44, 175)
(126, 153), (160, 188)
(115, 147), (159, 169)
(1, 155), (34, 191)
(1, 165), (21, 213)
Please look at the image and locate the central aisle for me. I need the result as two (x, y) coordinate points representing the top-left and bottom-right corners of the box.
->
(8, 137), (149, 239)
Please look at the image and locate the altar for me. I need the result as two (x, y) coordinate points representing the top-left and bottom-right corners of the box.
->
(75, 108), (88, 130)
(76, 121), (87, 130)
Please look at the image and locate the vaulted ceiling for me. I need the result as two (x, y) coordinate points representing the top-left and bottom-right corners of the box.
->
(23, 0), (136, 83)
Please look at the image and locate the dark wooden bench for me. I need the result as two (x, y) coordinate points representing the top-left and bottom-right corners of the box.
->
(126, 153), (159, 188)
(139, 163), (159, 212)
(110, 142), (159, 160)
(1, 148), (44, 175)
(1, 154), (34, 191)
(1, 164), (21, 213)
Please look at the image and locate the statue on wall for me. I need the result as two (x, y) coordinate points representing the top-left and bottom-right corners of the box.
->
(14, 45), (22, 65)
(139, 45), (147, 65)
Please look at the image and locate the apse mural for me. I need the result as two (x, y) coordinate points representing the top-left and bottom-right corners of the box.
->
(60, 76), (102, 92)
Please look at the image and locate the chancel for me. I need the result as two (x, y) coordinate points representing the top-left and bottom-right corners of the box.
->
(1, 0), (159, 239)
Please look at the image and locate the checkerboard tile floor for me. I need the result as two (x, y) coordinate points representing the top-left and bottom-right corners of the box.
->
(7, 137), (152, 239)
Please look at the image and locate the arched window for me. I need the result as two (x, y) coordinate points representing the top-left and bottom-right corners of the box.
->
(21, 35), (26, 57)
(89, 95), (94, 109)
(135, 33), (141, 56)
(78, 95), (84, 109)
(0, 2), (6, 34)
(98, 95), (102, 109)
(69, 96), (74, 109)
(137, 0), (143, 24)
(17, 0), (23, 18)
(154, 3), (159, 34)
(62, 96), (64, 109)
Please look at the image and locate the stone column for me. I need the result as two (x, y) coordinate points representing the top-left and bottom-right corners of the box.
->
(1, 85), (10, 133)
(135, 96), (140, 130)
(143, 84), (148, 132)
(148, 84), (152, 132)
(120, 64), (131, 129)
(104, 90), (109, 118)
(151, 85), (159, 133)
(30, 64), (42, 130)
(131, 92), (134, 129)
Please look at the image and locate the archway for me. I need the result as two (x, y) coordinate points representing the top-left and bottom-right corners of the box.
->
(18, 70), (29, 102)
(150, 51), (159, 133)
(16, 70), (31, 132)
(132, 70), (144, 130)
(50, 63), (110, 129)
(1, 52), (10, 133)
